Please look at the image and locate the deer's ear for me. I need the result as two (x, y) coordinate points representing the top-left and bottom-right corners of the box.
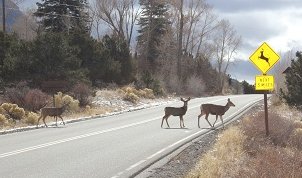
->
(228, 98), (230, 101)
(188, 97), (191, 101)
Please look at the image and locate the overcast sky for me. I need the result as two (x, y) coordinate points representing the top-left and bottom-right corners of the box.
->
(21, 0), (301, 83)
(207, 0), (302, 59)
(205, 0), (302, 82)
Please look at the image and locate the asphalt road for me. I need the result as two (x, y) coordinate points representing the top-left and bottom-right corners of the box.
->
(0, 95), (263, 178)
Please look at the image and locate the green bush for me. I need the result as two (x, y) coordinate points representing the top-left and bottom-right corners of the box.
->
(139, 72), (165, 96)
(282, 51), (302, 107)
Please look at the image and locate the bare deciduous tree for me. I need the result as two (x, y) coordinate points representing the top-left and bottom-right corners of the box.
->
(170, 0), (215, 79)
(92, 0), (141, 47)
(170, 0), (217, 57)
(194, 7), (217, 58)
(183, 0), (207, 53)
(12, 8), (38, 40)
(213, 20), (241, 93)
(177, 0), (184, 79)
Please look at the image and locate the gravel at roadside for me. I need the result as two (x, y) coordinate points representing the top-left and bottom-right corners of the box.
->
(146, 129), (220, 178)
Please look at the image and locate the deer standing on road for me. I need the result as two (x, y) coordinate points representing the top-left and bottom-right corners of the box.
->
(37, 102), (70, 127)
(197, 98), (235, 128)
(161, 97), (191, 128)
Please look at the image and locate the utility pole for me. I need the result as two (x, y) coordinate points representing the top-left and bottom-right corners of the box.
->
(2, 0), (5, 32)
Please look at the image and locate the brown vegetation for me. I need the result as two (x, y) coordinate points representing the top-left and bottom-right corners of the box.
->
(187, 103), (302, 178)
(0, 85), (161, 130)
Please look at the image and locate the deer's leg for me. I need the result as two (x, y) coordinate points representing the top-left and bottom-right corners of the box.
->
(197, 111), (204, 128)
(205, 114), (213, 127)
(161, 115), (166, 128)
(37, 115), (42, 127)
(161, 115), (170, 128)
(43, 116), (48, 127)
(180, 116), (184, 128)
(59, 115), (65, 125)
(220, 115), (224, 128)
(55, 116), (58, 126)
(213, 115), (218, 127)
(165, 115), (170, 128)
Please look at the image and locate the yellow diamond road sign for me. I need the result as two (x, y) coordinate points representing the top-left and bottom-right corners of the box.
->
(249, 42), (280, 74)
(255, 75), (274, 90)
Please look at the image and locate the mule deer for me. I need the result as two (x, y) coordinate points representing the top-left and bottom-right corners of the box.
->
(161, 97), (191, 128)
(37, 102), (70, 127)
(197, 98), (235, 128)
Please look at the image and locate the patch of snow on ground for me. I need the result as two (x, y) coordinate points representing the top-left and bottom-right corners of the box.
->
(0, 95), (177, 135)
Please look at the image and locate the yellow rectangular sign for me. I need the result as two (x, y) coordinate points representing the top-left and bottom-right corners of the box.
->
(255, 75), (274, 90)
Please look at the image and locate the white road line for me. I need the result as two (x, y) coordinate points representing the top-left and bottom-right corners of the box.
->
(126, 160), (146, 171)
(0, 117), (159, 158)
(1, 96), (241, 159)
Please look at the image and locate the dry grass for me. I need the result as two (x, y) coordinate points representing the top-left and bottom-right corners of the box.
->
(0, 114), (8, 128)
(187, 103), (302, 178)
(23, 112), (39, 125)
(65, 106), (114, 120)
(118, 86), (156, 103)
(187, 127), (247, 178)
(0, 87), (170, 131)
(240, 146), (302, 178)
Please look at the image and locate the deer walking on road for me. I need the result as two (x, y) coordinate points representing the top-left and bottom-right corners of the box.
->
(197, 98), (235, 128)
(37, 102), (70, 127)
(161, 97), (191, 128)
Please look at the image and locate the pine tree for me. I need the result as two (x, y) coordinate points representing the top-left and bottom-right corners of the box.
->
(34, 0), (89, 33)
(137, 0), (170, 64)
(282, 51), (302, 107)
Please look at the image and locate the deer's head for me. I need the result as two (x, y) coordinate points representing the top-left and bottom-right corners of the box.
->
(227, 98), (235, 107)
(181, 97), (191, 107)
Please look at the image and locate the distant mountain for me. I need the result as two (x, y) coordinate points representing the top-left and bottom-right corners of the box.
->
(228, 60), (261, 84)
(0, 0), (23, 31)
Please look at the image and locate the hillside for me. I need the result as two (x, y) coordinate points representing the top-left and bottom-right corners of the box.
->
(0, 0), (23, 31)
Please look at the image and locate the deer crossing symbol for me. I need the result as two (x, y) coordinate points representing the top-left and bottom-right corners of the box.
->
(259, 49), (270, 66)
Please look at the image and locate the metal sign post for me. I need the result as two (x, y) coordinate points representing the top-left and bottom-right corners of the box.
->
(264, 90), (269, 136)
(249, 42), (280, 136)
